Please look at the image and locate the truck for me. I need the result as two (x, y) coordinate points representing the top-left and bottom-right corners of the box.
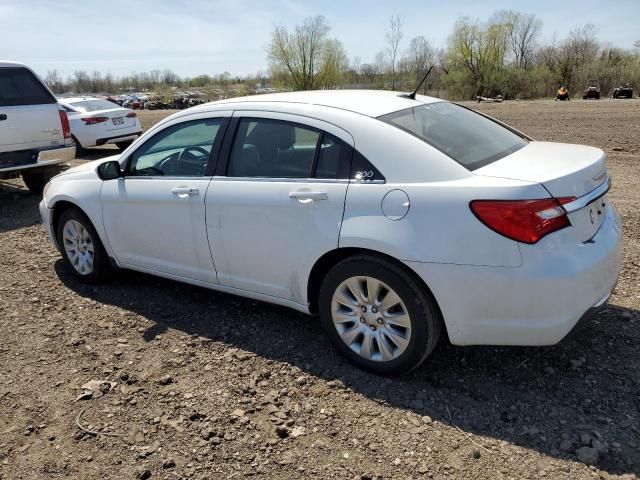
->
(0, 61), (75, 194)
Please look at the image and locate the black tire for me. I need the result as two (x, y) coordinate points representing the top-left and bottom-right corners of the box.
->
(56, 207), (112, 283)
(318, 255), (442, 375)
(116, 141), (133, 151)
(21, 169), (57, 195)
(71, 135), (85, 157)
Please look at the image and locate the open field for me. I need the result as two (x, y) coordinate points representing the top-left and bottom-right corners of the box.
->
(0, 99), (639, 479)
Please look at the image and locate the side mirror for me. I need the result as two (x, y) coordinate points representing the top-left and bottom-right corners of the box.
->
(97, 160), (123, 180)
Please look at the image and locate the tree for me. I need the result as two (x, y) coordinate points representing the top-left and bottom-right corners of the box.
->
(385, 15), (403, 89)
(267, 15), (347, 90)
(446, 16), (510, 97)
(403, 36), (435, 93)
(318, 38), (349, 88)
(44, 70), (64, 94)
(492, 10), (541, 69)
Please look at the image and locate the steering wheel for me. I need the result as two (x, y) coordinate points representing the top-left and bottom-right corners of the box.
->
(157, 151), (180, 174)
(179, 146), (210, 162)
(178, 146), (210, 176)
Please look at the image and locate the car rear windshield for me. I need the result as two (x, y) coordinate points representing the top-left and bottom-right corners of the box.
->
(0, 67), (56, 107)
(379, 102), (528, 170)
(69, 99), (120, 113)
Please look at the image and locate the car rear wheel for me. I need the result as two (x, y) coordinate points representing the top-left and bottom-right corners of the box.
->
(116, 141), (133, 151)
(318, 255), (441, 375)
(21, 169), (57, 195)
(56, 208), (111, 283)
(71, 135), (85, 157)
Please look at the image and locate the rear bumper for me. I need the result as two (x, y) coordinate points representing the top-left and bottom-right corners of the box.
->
(0, 145), (75, 174)
(95, 131), (142, 146)
(405, 205), (623, 346)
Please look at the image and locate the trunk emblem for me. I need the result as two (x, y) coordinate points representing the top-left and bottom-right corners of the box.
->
(592, 168), (607, 182)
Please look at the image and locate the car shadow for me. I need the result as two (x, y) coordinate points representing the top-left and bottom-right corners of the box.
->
(55, 262), (639, 476)
(0, 179), (42, 234)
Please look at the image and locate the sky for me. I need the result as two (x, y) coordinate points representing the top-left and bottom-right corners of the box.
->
(2, 0), (639, 79)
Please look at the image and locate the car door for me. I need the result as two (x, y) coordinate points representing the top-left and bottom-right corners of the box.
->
(205, 111), (354, 304)
(101, 112), (230, 283)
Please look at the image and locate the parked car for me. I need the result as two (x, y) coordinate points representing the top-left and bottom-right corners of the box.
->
(612, 84), (633, 99)
(583, 79), (601, 99)
(0, 61), (75, 193)
(58, 97), (142, 153)
(39, 90), (622, 374)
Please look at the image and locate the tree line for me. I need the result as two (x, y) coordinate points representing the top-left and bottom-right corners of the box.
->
(268, 12), (640, 99)
(43, 10), (640, 100)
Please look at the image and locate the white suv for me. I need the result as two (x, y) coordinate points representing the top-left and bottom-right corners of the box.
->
(0, 61), (75, 194)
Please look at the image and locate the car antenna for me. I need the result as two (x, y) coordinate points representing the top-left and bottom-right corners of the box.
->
(402, 65), (434, 100)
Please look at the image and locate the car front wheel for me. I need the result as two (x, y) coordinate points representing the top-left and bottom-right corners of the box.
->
(56, 208), (111, 283)
(318, 255), (441, 375)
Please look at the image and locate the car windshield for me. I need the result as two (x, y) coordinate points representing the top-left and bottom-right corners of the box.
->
(69, 99), (119, 113)
(379, 102), (528, 171)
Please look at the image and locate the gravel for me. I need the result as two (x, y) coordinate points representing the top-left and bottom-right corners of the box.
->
(0, 100), (638, 479)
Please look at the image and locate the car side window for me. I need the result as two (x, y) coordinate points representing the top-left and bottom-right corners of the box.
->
(128, 118), (221, 177)
(315, 132), (352, 179)
(227, 118), (320, 178)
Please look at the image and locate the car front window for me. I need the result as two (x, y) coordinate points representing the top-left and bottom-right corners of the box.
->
(379, 102), (527, 171)
(128, 118), (222, 177)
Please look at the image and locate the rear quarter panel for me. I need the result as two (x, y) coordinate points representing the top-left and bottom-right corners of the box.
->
(340, 176), (550, 267)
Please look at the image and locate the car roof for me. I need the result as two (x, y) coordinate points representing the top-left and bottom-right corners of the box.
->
(209, 89), (442, 118)
(0, 60), (28, 68)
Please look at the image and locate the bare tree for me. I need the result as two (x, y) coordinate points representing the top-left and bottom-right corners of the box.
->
(44, 70), (63, 94)
(493, 10), (542, 69)
(510, 13), (542, 69)
(403, 36), (435, 93)
(351, 56), (362, 84)
(564, 24), (600, 88)
(267, 15), (346, 90)
(385, 15), (403, 89)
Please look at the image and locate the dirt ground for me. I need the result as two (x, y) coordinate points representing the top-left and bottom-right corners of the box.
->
(0, 99), (638, 480)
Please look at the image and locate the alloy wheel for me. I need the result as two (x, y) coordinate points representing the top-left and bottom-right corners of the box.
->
(331, 276), (412, 362)
(62, 219), (95, 275)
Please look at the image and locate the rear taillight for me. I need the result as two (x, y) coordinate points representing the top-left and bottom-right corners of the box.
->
(126, 112), (137, 118)
(58, 109), (71, 139)
(81, 116), (109, 125)
(470, 198), (574, 244)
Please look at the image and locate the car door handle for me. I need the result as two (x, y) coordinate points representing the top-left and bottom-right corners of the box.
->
(171, 187), (199, 196)
(289, 190), (328, 203)
(0, 114), (6, 121)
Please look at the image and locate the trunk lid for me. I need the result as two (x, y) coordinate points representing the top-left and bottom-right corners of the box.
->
(475, 141), (610, 243)
(70, 107), (137, 132)
(475, 141), (607, 198)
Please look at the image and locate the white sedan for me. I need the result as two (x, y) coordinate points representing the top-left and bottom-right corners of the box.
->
(40, 90), (622, 374)
(58, 97), (142, 152)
